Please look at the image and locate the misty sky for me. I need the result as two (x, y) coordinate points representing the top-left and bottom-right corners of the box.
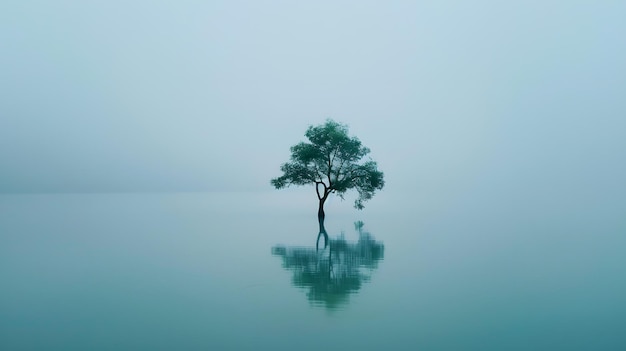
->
(1, 1), (624, 202)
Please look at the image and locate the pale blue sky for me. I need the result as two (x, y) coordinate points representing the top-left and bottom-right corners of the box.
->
(1, 1), (624, 205)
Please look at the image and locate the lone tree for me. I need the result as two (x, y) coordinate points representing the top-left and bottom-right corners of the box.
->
(271, 119), (385, 247)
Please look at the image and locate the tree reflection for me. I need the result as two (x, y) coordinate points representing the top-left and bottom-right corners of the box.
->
(272, 222), (384, 309)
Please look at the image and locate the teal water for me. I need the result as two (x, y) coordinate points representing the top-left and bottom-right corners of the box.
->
(1, 192), (624, 350)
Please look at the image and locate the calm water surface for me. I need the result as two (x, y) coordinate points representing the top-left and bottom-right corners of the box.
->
(1, 192), (624, 350)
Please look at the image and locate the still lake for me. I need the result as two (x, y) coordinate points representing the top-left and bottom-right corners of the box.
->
(1, 191), (624, 350)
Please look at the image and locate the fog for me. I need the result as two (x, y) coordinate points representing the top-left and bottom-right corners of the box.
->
(1, 1), (624, 208)
(2, 4), (626, 348)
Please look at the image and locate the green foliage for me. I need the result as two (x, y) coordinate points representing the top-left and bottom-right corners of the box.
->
(271, 119), (385, 209)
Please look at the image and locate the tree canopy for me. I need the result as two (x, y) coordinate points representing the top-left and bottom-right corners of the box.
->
(271, 119), (384, 210)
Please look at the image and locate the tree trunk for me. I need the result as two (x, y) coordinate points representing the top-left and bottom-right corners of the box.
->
(316, 197), (328, 249)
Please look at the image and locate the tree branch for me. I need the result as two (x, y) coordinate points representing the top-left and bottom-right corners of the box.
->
(326, 150), (333, 189)
(315, 181), (327, 200)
